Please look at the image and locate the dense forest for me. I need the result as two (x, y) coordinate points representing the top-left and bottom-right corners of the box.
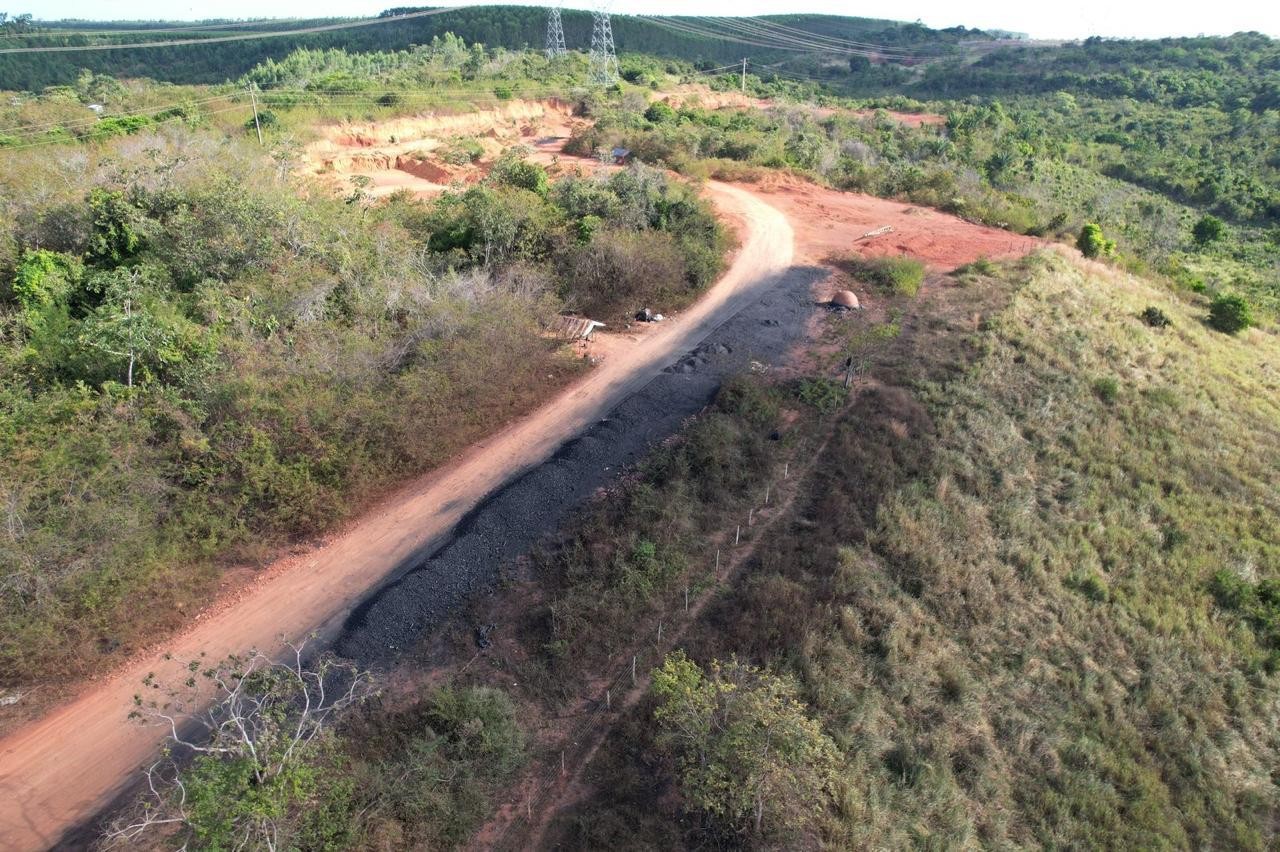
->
(0, 7), (984, 91)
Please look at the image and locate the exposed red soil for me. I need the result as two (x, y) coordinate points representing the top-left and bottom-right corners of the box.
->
(749, 173), (1039, 270)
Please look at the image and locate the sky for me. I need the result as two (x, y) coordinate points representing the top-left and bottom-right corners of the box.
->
(18, 1), (1280, 41)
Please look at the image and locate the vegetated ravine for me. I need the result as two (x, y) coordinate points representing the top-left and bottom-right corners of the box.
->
(335, 265), (824, 665)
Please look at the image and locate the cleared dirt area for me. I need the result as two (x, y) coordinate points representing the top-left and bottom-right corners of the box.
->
(749, 173), (1039, 270)
(300, 89), (945, 201)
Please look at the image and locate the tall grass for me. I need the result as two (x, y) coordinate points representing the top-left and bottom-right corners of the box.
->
(840, 255), (927, 297)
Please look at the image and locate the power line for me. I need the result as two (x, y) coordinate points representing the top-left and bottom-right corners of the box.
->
(0, 18), (303, 39)
(0, 6), (472, 54)
(723, 17), (937, 56)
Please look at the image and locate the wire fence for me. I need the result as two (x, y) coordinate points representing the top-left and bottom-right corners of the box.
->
(487, 450), (800, 850)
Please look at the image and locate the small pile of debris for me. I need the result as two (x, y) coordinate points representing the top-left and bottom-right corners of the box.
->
(551, 315), (606, 340)
(635, 307), (666, 322)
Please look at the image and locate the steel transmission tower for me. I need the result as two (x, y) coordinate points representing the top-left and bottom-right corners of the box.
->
(589, 7), (619, 86)
(545, 6), (566, 58)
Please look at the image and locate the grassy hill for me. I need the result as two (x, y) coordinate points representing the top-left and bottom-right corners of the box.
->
(533, 249), (1280, 847)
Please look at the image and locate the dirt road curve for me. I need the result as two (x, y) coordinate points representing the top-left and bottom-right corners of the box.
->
(0, 182), (792, 851)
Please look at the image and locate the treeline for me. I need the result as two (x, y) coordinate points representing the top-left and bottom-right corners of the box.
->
(0, 8), (982, 90)
(916, 33), (1280, 109)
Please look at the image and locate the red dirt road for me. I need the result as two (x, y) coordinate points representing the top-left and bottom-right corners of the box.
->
(0, 182), (792, 852)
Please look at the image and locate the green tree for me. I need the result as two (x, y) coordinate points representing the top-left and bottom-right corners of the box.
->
(1208, 292), (1253, 334)
(10, 249), (82, 322)
(1077, 222), (1116, 258)
(1192, 214), (1226, 246)
(651, 652), (839, 837)
(77, 267), (180, 387)
(86, 188), (144, 265)
(644, 101), (677, 124)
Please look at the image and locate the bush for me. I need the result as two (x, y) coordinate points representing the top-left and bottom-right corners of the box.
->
(488, 152), (549, 197)
(245, 110), (277, 132)
(1208, 293), (1253, 334)
(1093, 376), (1119, 403)
(961, 256), (998, 276)
(561, 228), (687, 320)
(644, 101), (677, 124)
(1192, 214), (1226, 246)
(441, 137), (484, 165)
(1076, 223), (1116, 258)
(794, 377), (848, 414)
(845, 255), (926, 297)
(1140, 306), (1172, 328)
(651, 653), (839, 839)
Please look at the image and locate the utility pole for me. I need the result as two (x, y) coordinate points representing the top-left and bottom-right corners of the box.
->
(545, 4), (566, 58)
(247, 83), (263, 146)
(589, 6), (619, 87)
(741, 57), (747, 93)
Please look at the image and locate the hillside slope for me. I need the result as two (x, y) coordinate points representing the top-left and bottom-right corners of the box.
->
(541, 250), (1280, 847)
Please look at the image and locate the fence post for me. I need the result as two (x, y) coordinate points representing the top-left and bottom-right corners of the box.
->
(632, 655), (637, 685)
(606, 689), (611, 709)
(735, 525), (741, 545)
(765, 485), (770, 505)
(657, 621), (663, 643)
(749, 508), (754, 526)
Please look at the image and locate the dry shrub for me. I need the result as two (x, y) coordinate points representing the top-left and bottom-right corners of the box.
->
(560, 228), (686, 320)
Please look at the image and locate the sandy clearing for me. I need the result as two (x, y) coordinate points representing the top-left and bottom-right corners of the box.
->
(0, 181), (792, 852)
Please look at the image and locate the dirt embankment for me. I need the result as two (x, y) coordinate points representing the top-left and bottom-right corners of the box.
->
(302, 97), (583, 196)
(302, 87), (946, 200)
